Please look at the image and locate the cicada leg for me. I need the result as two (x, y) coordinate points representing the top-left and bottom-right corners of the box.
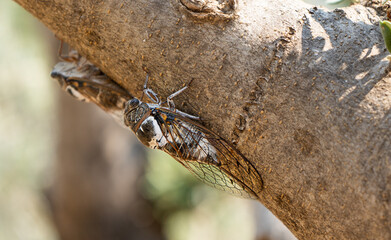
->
(142, 74), (161, 104)
(166, 79), (199, 120)
(166, 78), (194, 109)
(57, 40), (80, 63)
(141, 75), (199, 119)
(173, 109), (200, 120)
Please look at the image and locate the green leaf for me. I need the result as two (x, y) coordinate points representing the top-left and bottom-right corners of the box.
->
(380, 20), (391, 54)
(326, 0), (347, 5)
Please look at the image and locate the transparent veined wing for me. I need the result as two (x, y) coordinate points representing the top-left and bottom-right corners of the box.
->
(153, 108), (263, 199)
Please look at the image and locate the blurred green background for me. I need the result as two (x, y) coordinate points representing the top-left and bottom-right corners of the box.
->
(1, 0), (351, 240)
(0, 1), (56, 239)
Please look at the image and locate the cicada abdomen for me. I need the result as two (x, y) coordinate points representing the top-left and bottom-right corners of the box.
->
(124, 84), (263, 199)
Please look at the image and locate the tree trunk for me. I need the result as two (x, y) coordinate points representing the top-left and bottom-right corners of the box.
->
(14, 0), (391, 239)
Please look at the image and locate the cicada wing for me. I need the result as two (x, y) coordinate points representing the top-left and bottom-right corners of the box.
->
(205, 136), (263, 197)
(157, 111), (262, 199)
(175, 157), (259, 199)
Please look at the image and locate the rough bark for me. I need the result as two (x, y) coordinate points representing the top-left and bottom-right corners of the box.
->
(14, 0), (391, 239)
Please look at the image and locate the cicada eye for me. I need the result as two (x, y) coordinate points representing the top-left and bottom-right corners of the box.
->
(125, 98), (140, 111)
(124, 98), (142, 128)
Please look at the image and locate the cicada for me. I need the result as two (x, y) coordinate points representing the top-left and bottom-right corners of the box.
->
(124, 76), (263, 199)
(51, 50), (131, 126)
(51, 51), (263, 199)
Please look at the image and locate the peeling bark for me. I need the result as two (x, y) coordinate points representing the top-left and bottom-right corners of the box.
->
(13, 0), (391, 239)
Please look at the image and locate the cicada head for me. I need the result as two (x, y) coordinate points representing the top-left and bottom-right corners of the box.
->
(51, 71), (66, 88)
(124, 98), (149, 130)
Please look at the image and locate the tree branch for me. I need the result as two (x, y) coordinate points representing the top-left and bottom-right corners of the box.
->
(14, 0), (391, 239)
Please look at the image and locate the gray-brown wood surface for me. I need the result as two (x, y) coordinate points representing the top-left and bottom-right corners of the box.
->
(14, 0), (391, 239)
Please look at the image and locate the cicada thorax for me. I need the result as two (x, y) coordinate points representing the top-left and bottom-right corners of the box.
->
(124, 103), (165, 149)
(125, 101), (216, 162)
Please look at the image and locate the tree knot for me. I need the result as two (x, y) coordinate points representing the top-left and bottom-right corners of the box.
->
(180, 0), (237, 22)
